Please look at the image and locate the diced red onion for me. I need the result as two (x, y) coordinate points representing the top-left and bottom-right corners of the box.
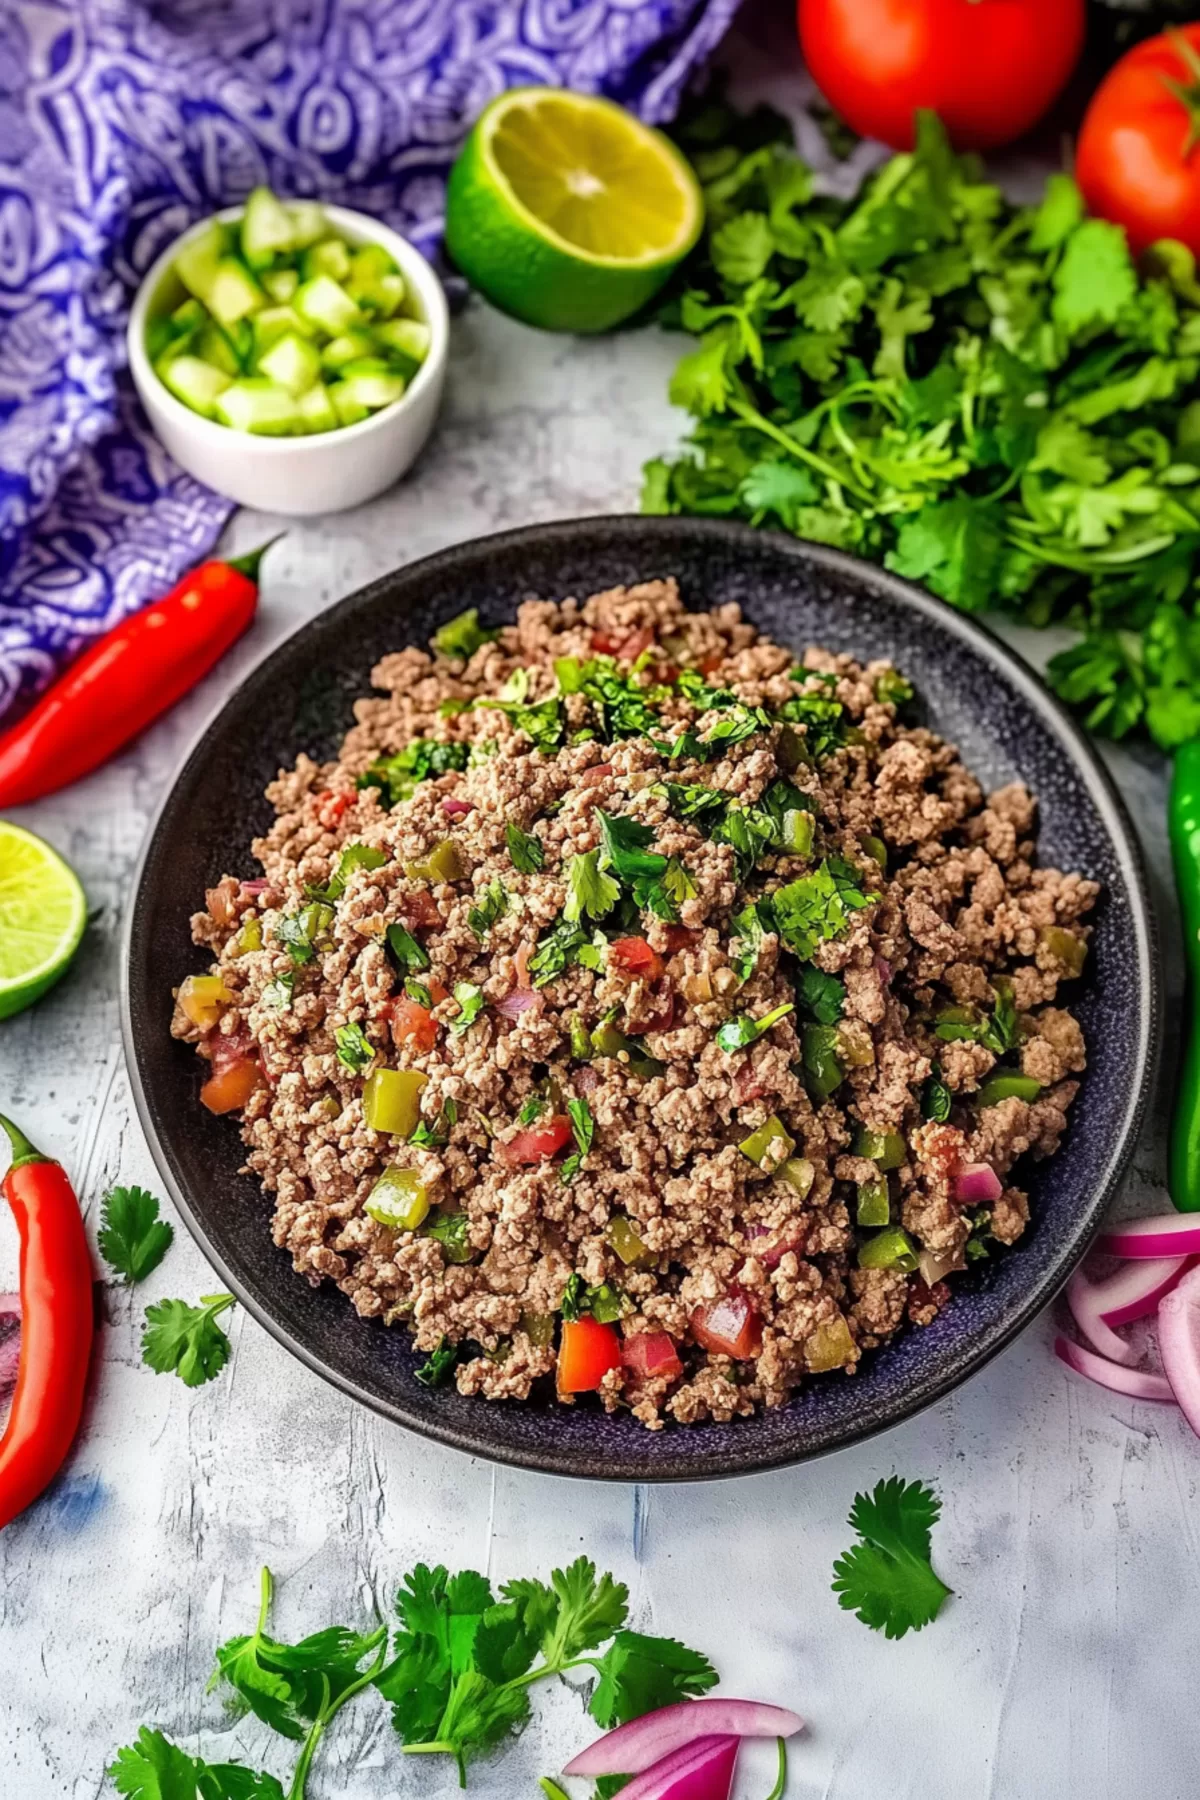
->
(1096, 1214), (1200, 1259)
(1066, 1271), (1137, 1366)
(1156, 1265), (1200, 1439)
(952, 1163), (1002, 1205)
(240, 879), (269, 895)
(874, 955), (893, 987)
(1053, 1335), (1174, 1402)
(1092, 1256), (1193, 1328)
(0, 1292), (20, 1406)
(442, 797), (474, 817)
(744, 1223), (806, 1271)
(496, 988), (537, 1019)
(583, 1737), (738, 1800)
(564, 1699), (804, 1778)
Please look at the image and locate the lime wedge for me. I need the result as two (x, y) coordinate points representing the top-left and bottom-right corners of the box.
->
(445, 88), (703, 333)
(0, 821), (87, 1020)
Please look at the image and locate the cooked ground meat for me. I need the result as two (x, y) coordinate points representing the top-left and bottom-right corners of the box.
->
(173, 579), (1096, 1429)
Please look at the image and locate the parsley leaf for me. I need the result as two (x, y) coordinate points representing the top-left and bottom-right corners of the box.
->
(467, 879), (508, 940)
(334, 1022), (374, 1073)
(832, 1476), (952, 1639)
(565, 849), (621, 923)
(448, 982), (485, 1036)
(142, 1293), (235, 1387)
(773, 857), (875, 959)
(505, 822), (545, 874)
(560, 1096), (594, 1185)
(715, 1000), (794, 1053)
(98, 1184), (174, 1284)
(433, 608), (498, 661)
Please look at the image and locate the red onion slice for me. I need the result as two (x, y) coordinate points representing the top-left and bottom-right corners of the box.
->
(1092, 1255), (1193, 1327)
(442, 797), (474, 817)
(0, 1292), (19, 1408)
(240, 879), (269, 895)
(1054, 1335), (1175, 1402)
(603, 1737), (738, 1800)
(1156, 1265), (1200, 1439)
(952, 1163), (1002, 1205)
(496, 988), (537, 1019)
(874, 955), (893, 987)
(564, 1700), (803, 1778)
(1065, 1271), (1137, 1366)
(1096, 1214), (1200, 1259)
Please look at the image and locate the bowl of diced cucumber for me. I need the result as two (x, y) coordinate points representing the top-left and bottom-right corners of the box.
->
(128, 187), (449, 515)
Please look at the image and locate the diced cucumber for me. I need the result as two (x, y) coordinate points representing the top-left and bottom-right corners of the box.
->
(174, 221), (230, 303)
(301, 239), (352, 283)
(214, 378), (301, 436)
(241, 185), (296, 268)
(169, 298), (207, 337)
(146, 317), (176, 361)
(336, 359), (406, 410)
(296, 383), (339, 433)
(347, 244), (405, 318)
(252, 305), (316, 361)
(262, 268), (299, 303)
(225, 317), (255, 367)
(195, 321), (242, 377)
(293, 273), (361, 337)
(373, 318), (430, 365)
(320, 329), (377, 371)
(157, 353), (232, 418)
(207, 257), (268, 326)
(257, 331), (322, 396)
(287, 200), (327, 248)
(328, 382), (371, 427)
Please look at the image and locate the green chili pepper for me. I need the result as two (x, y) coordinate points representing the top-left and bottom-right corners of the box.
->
(857, 1226), (918, 1272)
(975, 1072), (1042, 1107)
(1169, 738), (1200, 1210)
(852, 1124), (906, 1169)
(856, 1176), (890, 1227)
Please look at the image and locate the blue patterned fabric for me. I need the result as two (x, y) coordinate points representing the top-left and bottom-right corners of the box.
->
(0, 1), (736, 720)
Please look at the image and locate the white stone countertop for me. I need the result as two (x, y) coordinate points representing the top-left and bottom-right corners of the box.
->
(3, 39), (1199, 1800)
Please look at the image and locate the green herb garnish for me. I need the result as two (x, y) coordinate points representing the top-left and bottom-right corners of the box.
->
(334, 1022), (374, 1072)
(715, 1000), (794, 1052)
(560, 1095), (594, 1184)
(414, 1336), (458, 1387)
(506, 822), (545, 874)
(99, 1185), (174, 1285)
(467, 878), (509, 940)
(386, 921), (432, 975)
(773, 857), (875, 959)
(433, 607), (498, 661)
(423, 1210), (473, 1263)
(448, 982), (485, 1036)
(359, 742), (469, 808)
(142, 1292), (235, 1387)
(832, 1476), (952, 1639)
(565, 849), (621, 923)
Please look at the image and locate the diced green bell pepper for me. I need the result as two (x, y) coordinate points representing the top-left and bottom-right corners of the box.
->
(857, 1226), (918, 1272)
(738, 1114), (796, 1169)
(975, 1072), (1042, 1107)
(365, 1166), (429, 1232)
(362, 1068), (428, 1137)
(856, 1175), (890, 1227)
(853, 1125), (906, 1169)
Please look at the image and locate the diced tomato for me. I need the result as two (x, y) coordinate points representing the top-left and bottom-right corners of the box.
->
(690, 1289), (763, 1359)
(426, 977), (449, 1005)
(209, 1029), (255, 1072)
(204, 879), (238, 928)
(399, 891), (442, 930)
(200, 1057), (263, 1115)
(697, 650), (725, 677)
(390, 998), (438, 1053)
(590, 628), (655, 661)
(732, 1064), (767, 1106)
(557, 1317), (622, 1394)
(626, 989), (676, 1037)
(621, 1330), (684, 1383)
(503, 1115), (573, 1165)
(661, 925), (698, 955)
(317, 789), (353, 830)
(609, 937), (665, 982)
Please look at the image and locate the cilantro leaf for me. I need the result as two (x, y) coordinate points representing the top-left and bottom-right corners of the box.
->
(795, 964), (845, 1024)
(922, 1065), (952, 1121)
(334, 1021), (374, 1072)
(541, 1558), (629, 1665)
(656, 779), (729, 823)
(773, 857), (874, 960)
(588, 1630), (719, 1728)
(414, 1338), (458, 1387)
(467, 878), (508, 940)
(108, 1728), (286, 1800)
(276, 899), (334, 963)
(422, 1210), (473, 1262)
(715, 1000), (794, 1053)
(99, 1184), (174, 1285)
(260, 971), (294, 1011)
(729, 901), (768, 982)
(142, 1293), (235, 1387)
(475, 696), (564, 754)
(433, 608), (498, 661)
(1052, 219), (1136, 335)
(360, 742), (468, 808)
(506, 822), (545, 874)
(560, 1095), (594, 1185)
(565, 850), (621, 924)
(410, 1099), (458, 1150)
(386, 922), (431, 974)
(831, 1476), (952, 1639)
(448, 982), (485, 1036)
(529, 916), (606, 987)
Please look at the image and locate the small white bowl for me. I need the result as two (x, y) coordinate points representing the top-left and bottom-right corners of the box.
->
(127, 203), (449, 516)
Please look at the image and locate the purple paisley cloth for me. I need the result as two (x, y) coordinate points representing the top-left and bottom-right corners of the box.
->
(0, 0), (737, 721)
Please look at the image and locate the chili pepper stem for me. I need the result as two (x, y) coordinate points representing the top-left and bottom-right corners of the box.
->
(225, 533), (286, 582)
(0, 1113), (51, 1169)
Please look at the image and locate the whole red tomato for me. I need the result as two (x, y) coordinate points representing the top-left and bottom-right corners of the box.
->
(797, 0), (1085, 153)
(1077, 26), (1200, 257)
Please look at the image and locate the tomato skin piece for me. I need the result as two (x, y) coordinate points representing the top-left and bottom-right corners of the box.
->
(200, 1057), (263, 1115)
(609, 937), (666, 982)
(316, 790), (353, 830)
(390, 997), (439, 1053)
(503, 1116), (573, 1165)
(1077, 26), (1200, 257)
(797, 0), (1084, 153)
(558, 1317), (622, 1394)
(621, 1330), (684, 1382)
(691, 1289), (764, 1359)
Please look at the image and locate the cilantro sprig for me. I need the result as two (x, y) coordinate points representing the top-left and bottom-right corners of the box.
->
(142, 1292), (236, 1387)
(832, 1476), (952, 1639)
(99, 1184), (174, 1284)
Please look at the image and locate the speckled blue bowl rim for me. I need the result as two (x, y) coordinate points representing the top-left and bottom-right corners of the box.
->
(122, 516), (1161, 1483)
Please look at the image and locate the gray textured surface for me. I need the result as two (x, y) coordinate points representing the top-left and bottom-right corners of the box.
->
(4, 36), (1200, 1800)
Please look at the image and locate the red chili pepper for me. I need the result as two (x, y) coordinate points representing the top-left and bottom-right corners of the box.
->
(0, 537), (280, 807)
(0, 1116), (93, 1532)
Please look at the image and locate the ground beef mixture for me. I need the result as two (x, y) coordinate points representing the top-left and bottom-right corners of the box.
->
(174, 579), (1095, 1430)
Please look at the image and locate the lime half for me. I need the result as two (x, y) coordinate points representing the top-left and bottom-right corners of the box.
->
(445, 88), (703, 333)
(0, 821), (87, 1020)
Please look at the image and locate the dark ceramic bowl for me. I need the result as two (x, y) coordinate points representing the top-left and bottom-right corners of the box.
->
(123, 517), (1160, 1481)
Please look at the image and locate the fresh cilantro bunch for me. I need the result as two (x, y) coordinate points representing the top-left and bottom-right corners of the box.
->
(648, 104), (1200, 751)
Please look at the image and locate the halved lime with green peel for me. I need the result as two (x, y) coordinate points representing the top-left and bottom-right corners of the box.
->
(445, 88), (703, 333)
(0, 821), (87, 1020)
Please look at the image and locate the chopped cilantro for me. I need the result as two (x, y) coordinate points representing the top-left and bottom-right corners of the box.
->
(934, 984), (1020, 1054)
(656, 779), (729, 823)
(729, 900), (768, 982)
(553, 655), (664, 739)
(405, 978), (432, 1007)
(517, 1094), (546, 1125)
(261, 971), (295, 1011)
(386, 922), (431, 974)
(422, 1210), (473, 1262)
(796, 964), (845, 1025)
(506, 822), (545, 873)
(334, 1022), (374, 1073)
(776, 691), (848, 760)
(359, 741), (469, 807)
(410, 1099), (458, 1149)
(528, 916), (606, 987)
(875, 668), (914, 708)
(922, 1065), (953, 1121)
(561, 1271), (626, 1321)
(432, 607), (498, 661)
(474, 695), (565, 754)
(772, 857), (875, 959)
(448, 982), (485, 1036)
(414, 1336), (458, 1386)
(715, 1000), (794, 1052)
(276, 899), (334, 965)
(467, 879), (508, 940)
(560, 1095), (595, 1184)
(565, 850), (621, 923)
